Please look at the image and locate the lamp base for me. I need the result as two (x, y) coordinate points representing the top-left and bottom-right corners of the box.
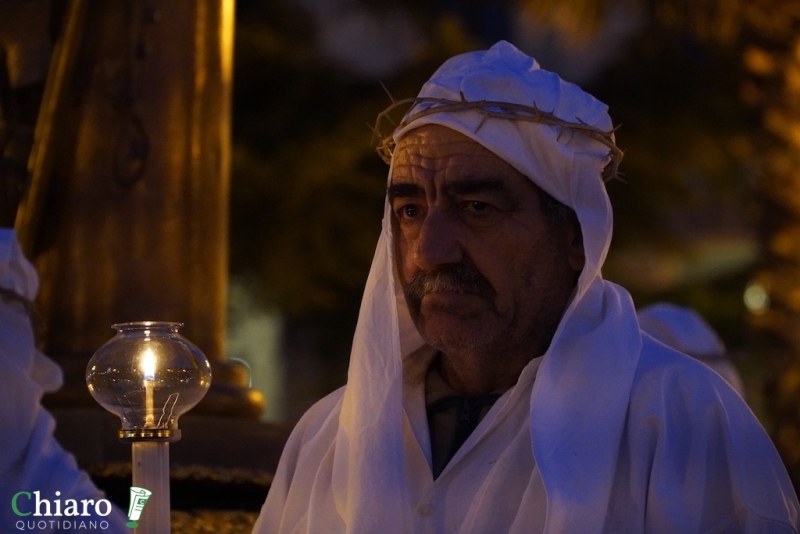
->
(120, 428), (181, 443)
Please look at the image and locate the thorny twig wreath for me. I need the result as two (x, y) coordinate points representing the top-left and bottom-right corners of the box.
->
(372, 95), (623, 182)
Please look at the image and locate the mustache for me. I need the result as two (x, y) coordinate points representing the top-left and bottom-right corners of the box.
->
(404, 263), (495, 308)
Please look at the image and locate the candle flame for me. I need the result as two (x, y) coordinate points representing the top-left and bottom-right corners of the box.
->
(141, 349), (156, 380)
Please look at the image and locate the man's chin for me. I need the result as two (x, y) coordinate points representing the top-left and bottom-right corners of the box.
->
(419, 292), (491, 315)
(415, 312), (496, 352)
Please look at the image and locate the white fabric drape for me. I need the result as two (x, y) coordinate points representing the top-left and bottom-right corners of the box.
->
(254, 41), (799, 533)
(0, 228), (129, 533)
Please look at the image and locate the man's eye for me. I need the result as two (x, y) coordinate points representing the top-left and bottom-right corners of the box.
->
(397, 204), (422, 219)
(463, 201), (491, 213)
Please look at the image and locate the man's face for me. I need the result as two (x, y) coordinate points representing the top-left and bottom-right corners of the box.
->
(389, 125), (585, 360)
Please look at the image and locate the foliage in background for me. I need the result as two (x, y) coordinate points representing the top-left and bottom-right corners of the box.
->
(595, 30), (759, 340)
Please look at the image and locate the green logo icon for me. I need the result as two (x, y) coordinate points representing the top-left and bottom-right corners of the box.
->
(126, 487), (152, 528)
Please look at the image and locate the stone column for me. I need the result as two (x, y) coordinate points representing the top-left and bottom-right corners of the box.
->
(17, 0), (262, 418)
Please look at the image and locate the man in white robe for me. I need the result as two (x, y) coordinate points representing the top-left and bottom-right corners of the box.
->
(253, 41), (799, 533)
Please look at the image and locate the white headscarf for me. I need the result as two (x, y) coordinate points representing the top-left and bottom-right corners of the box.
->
(332, 41), (642, 533)
(638, 302), (746, 397)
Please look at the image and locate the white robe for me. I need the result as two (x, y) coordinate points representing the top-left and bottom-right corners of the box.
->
(0, 229), (129, 533)
(255, 331), (798, 533)
(254, 42), (799, 533)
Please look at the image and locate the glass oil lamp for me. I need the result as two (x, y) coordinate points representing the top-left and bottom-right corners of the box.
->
(86, 322), (211, 533)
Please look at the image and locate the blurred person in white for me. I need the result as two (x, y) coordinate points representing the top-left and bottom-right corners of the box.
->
(0, 228), (128, 533)
(254, 41), (799, 533)
(638, 302), (746, 398)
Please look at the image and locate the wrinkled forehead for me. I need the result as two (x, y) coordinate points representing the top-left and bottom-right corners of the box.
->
(392, 113), (583, 213)
(391, 124), (520, 177)
(389, 124), (537, 199)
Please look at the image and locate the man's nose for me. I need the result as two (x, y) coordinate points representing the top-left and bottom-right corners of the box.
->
(412, 209), (462, 270)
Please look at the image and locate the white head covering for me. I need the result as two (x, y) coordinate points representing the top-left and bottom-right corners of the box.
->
(391, 40), (616, 308)
(638, 302), (746, 397)
(331, 41), (642, 533)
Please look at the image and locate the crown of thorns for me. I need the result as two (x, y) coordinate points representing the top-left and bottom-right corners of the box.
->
(373, 95), (623, 182)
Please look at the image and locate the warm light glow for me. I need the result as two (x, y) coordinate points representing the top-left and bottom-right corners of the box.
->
(743, 47), (776, 76)
(221, 0), (235, 86)
(141, 348), (157, 380)
(744, 282), (770, 314)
